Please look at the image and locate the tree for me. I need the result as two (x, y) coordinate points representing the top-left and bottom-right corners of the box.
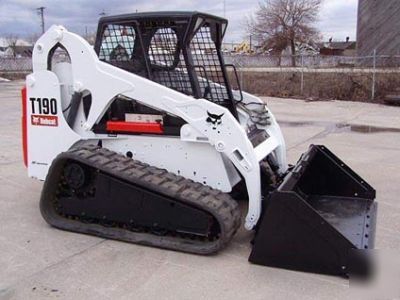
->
(6, 34), (19, 58)
(248, 0), (322, 66)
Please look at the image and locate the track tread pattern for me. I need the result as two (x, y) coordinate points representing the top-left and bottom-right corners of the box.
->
(40, 145), (241, 255)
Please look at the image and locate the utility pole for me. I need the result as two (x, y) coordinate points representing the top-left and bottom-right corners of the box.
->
(36, 7), (46, 34)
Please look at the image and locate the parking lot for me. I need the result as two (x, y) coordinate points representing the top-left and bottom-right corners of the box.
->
(0, 80), (399, 299)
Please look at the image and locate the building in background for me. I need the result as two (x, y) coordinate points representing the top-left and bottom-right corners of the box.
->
(357, 0), (400, 56)
(0, 38), (8, 57)
(0, 37), (33, 57)
(4, 45), (33, 57)
(318, 38), (357, 56)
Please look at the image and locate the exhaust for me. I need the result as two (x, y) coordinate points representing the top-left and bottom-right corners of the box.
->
(249, 145), (377, 277)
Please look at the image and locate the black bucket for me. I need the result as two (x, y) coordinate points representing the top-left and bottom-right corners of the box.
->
(249, 145), (377, 276)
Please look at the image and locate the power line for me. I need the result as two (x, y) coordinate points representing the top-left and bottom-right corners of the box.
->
(36, 7), (46, 34)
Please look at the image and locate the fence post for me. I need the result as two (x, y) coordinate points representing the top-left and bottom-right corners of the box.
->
(300, 55), (304, 96)
(237, 58), (244, 91)
(371, 49), (376, 101)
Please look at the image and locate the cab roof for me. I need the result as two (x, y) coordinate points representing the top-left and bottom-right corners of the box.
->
(99, 11), (228, 26)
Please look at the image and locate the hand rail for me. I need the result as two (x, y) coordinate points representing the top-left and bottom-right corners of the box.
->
(224, 64), (243, 102)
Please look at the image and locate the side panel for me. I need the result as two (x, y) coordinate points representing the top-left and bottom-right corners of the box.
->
(101, 136), (241, 193)
(26, 71), (81, 180)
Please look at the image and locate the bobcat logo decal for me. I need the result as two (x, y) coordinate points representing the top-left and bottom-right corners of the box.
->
(206, 111), (224, 130)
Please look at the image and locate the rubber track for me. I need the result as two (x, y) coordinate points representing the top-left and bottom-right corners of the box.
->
(40, 145), (241, 255)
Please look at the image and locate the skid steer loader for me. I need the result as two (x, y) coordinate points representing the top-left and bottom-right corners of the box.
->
(22, 11), (377, 276)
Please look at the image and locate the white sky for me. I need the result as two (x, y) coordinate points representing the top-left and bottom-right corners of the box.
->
(0, 0), (359, 42)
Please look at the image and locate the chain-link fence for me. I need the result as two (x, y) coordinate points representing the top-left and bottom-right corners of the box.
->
(225, 54), (400, 69)
(225, 54), (400, 102)
(2, 54), (399, 71)
(2, 54), (400, 102)
(0, 56), (32, 72)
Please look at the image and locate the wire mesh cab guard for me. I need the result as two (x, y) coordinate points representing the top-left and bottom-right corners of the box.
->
(94, 12), (239, 116)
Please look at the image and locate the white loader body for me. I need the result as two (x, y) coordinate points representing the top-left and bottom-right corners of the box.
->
(26, 25), (287, 230)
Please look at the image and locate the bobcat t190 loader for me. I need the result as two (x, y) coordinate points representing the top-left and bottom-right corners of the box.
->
(22, 12), (377, 276)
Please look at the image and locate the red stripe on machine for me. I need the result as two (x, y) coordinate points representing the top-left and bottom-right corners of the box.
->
(21, 86), (28, 167)
(106, 121), (164, 134)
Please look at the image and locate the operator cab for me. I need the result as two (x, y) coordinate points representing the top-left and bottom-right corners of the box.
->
(94, 11), (241, 117)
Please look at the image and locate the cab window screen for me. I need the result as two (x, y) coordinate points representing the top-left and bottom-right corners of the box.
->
(99, 24), (136, 62)
(190, 25), (230, 103)
(149, 28), (178, 68)
(147, 27), (193, 96)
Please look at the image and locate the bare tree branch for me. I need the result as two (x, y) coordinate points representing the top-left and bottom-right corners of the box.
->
(247, 0), (322, 66)
(6, 34), (19, 58)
